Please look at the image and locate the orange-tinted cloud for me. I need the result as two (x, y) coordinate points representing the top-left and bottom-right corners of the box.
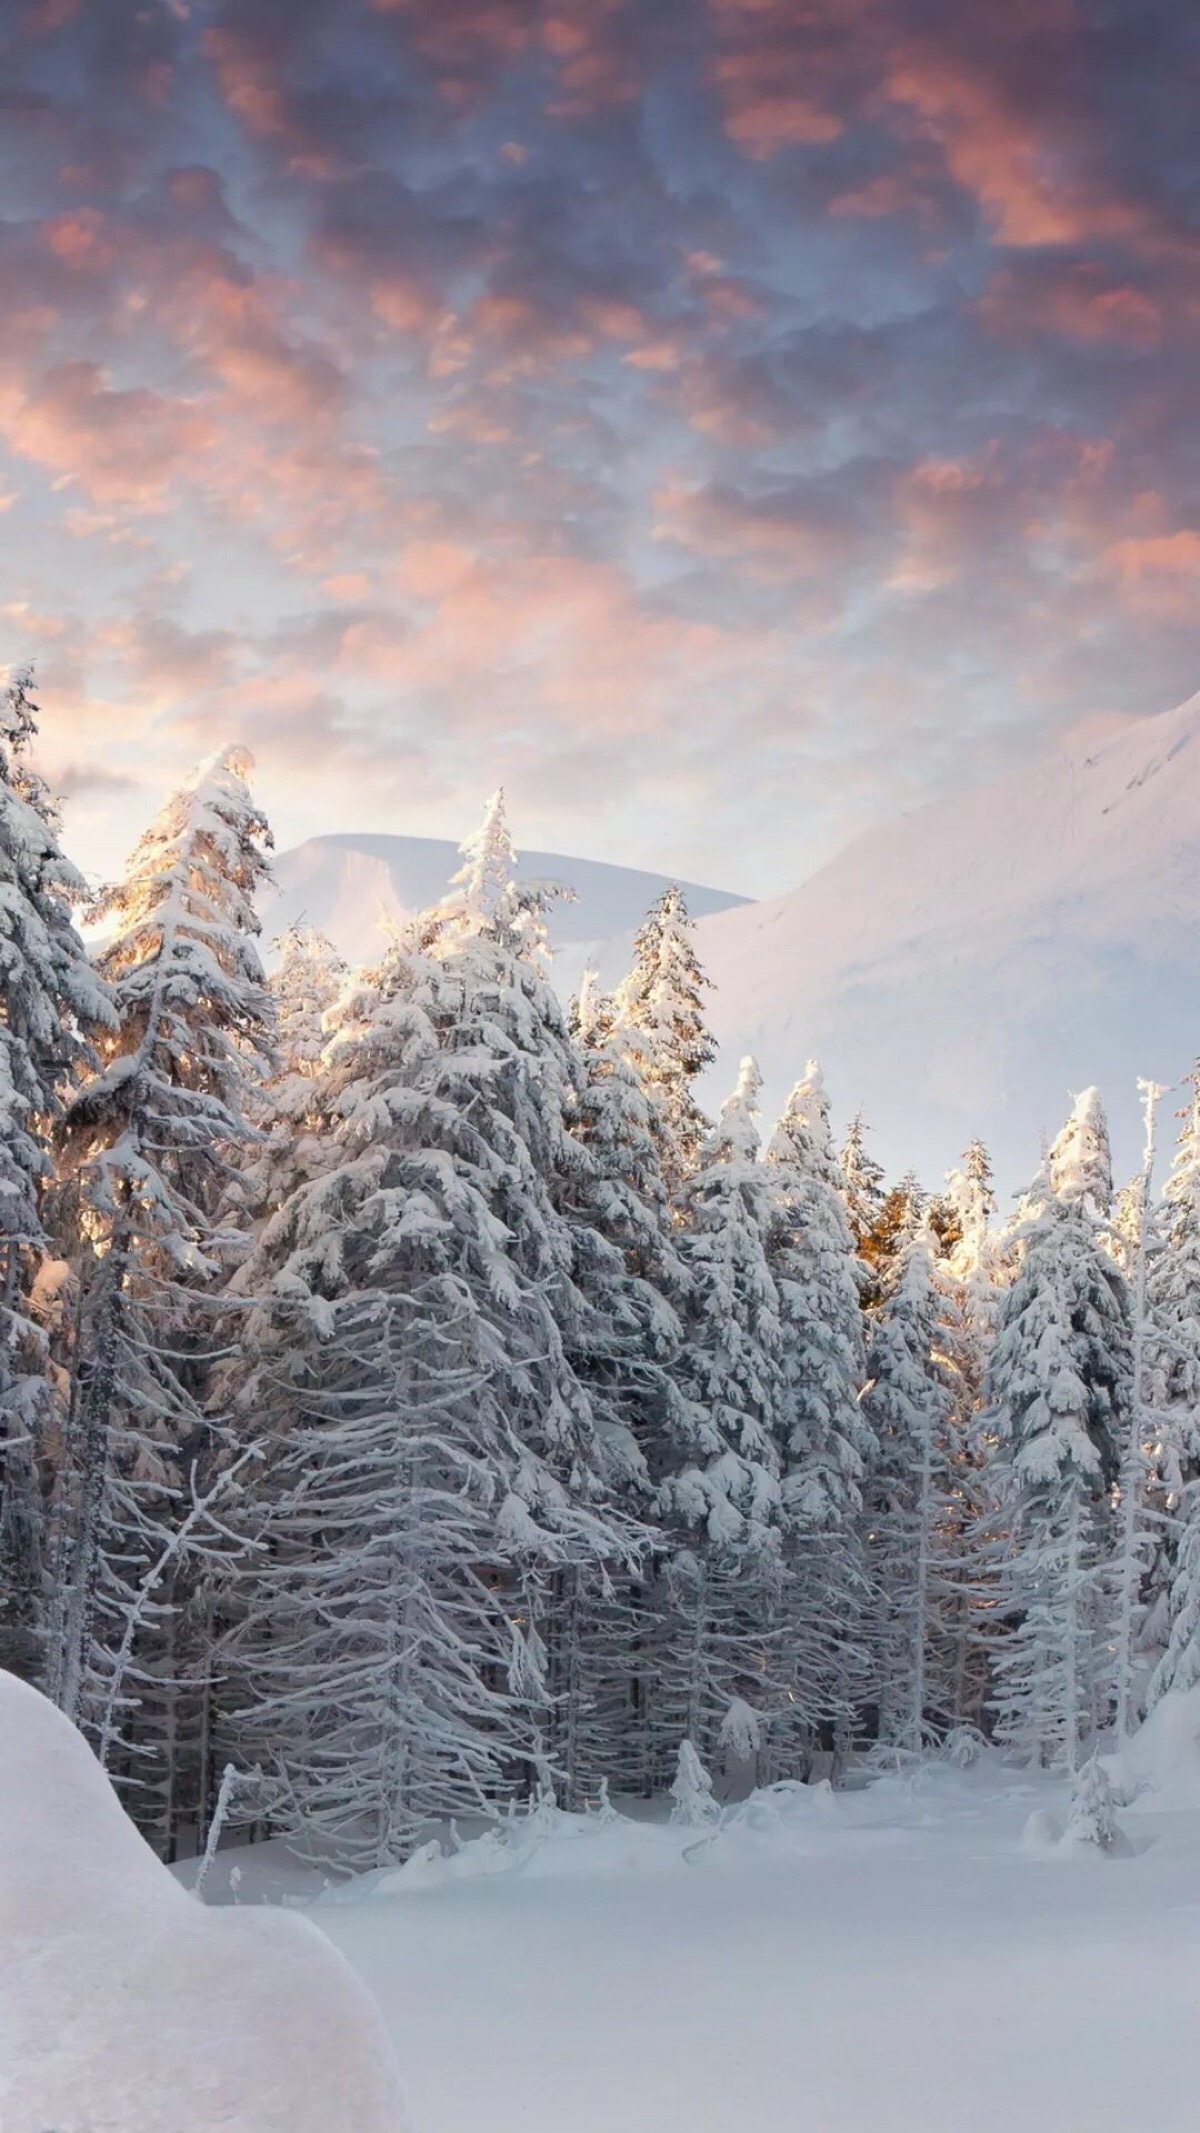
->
(0, 363), (215, 508)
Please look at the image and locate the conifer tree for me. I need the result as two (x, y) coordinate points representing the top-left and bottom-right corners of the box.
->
(861, 1224), (957, 1750)
(928, 1140), (1003, 1731)
(1111, 1079), (1168, 1736)
(984, 1092), (1130, 1770)
(557, 969), (690, 1797)
(838, 1111), (885, 1256)
(765, 1064), (874, 1752)
(1144, 1070), (1200, 1703)
(0, 670), (112, 1679)
(46, 747), (274, 1846)
(270, 923), (348, 1078)
(613, 885), (717, 1195)
(224, 798), (648, 1855)
(654, 1057), (786, 1779)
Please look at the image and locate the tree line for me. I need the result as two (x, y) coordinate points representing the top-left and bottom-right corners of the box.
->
(2, 672), (1199, 1867)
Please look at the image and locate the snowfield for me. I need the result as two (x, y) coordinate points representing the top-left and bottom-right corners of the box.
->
(206, 1707), (1200, 2133)
(11, 1664), (1200, 2133)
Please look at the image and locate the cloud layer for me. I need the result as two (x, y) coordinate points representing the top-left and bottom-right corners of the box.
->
(1, 0), (1198, 891)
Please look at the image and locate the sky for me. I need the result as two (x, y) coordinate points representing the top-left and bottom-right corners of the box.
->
(1, 0), (1199, 897)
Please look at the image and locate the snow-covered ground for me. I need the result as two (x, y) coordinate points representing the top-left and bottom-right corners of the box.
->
(0, 1672), (406, 2133)
(199, 1724), (1200, 2133)
(12, 1664), (1200, 2133)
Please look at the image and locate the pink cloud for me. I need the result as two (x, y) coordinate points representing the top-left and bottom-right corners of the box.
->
(0, 362), (215, 509)
(978, 262), (1165, 348)
(1096, 530), (1200, 622)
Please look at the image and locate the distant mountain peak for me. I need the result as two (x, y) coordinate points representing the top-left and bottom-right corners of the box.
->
(262, 831), (750, 968)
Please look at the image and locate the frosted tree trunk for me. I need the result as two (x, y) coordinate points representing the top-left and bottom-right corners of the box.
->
(1064, 1492), (1082, 1775)
(908, 1408), (934, 1752)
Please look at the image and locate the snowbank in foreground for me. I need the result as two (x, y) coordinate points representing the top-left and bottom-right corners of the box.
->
(0, 1670), (406, 2133)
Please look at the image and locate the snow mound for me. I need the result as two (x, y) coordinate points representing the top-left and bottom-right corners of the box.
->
(0, 1670), (406, 2133)
(318, 1775), (883, 1908)
(1116, 1683), (1200, 1810)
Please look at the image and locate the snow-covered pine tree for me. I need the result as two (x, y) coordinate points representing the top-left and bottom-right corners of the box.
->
(612, 885), (717, 1196)
(242, 923), (350, 1240)
(270, 923), (348, 1078)
(929, 1140), (1004, 1732)
(838, 1111), (901, 1306)
(223, 799), (649, 1858)
(556, 968), (691, 1798)
(1144, 1069), (1200, 1704)
(861, 1223), (957, 1752)
(765, 1063), (874, 1760)
(653, 1056), (786, 1783)
(838, 1111), (885, 1257)
(46, 747), (274, 1849)
(0, 669), (112, 1680)
(984, 1091), (1131, 1770)
(1111, 1080), (1168, 1737)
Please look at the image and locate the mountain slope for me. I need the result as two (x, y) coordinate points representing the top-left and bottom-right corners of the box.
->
(262, 831), (749, 964)
(691, 691), (1200, 1191)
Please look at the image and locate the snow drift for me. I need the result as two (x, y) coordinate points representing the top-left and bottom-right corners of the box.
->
(0, 1670), (406, 2133)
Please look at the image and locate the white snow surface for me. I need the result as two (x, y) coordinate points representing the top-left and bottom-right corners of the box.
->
(196, 1733), (1200, 2133)
(0, 1670), (406, 2133)
(262, 831), (748, 969)
(690, 690), (1200, 1186)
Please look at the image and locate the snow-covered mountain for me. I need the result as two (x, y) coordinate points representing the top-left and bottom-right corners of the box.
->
(265, 692), (1200, 1195)
(691, 690), (1200, 1193)
(262, 831), (749, 966)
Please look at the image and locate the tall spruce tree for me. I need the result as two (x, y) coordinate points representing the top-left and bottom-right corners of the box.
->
(1144, 1070), (1200, 1703)
(223, 797), (648, 1857)
(0, 670), (112, 1680)
(862, 1224), (957, 1751)
(558, 969), (690, 1797)
(984, 1091), (1130, 1770)
(765, 1064), (874, 1754)
(46, 747), (274, 1849)
(613, 885), (717, 1195)
(654, 1057), (786, 1781)
(928, 1141), (1003, 1732)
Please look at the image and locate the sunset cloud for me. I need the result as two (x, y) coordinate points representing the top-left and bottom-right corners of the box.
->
(0, 0), (1196, 895)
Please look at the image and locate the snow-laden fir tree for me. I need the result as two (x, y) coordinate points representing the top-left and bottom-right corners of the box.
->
(0, 670), (112, 1680)
(938, 1142), (1000, 1405)
(270, 923), (348, 1078)
(984, 1090), (1131, 1770)
(612, 885), (716, 1196)
(861, 1223), (957, 1751)
(46, 747), (274, 1847)
(556, 968), (692, 1798)
(669, 1737), (718, 1827)
(1110, 1080), (1168, 1737)
(654, 1056), (786, 1781)
(928, 1141), (1004, 1731)
(223, 798), (649, 1860)
(1144, 1069), (1200, 1704)
(838, 1111), (885, 1251)
(244, 924), (350, 1237)
(765, 1063), (874, 1758)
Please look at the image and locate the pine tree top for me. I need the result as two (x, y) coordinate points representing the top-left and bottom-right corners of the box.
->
(1047, 1085), (1113, 1218)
